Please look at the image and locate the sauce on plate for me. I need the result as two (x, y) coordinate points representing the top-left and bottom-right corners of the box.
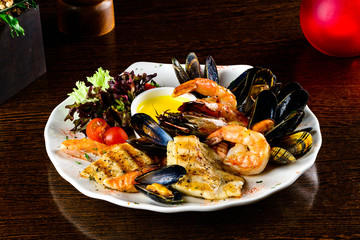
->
(136, 95), (189, 121)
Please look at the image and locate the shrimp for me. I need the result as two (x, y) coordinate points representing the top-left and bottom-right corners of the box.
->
(172, 78), (237, 109)
(60, 138), (115, 161)
(206, 125), (270, 175)
(103, 165), (160, 192)
(173, 78), (248, 125)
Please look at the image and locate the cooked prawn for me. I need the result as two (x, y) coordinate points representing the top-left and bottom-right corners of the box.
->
(103, 165), (160, 192)
(172, 78), (237, 109)
(173, 78), (248, 124)
(60, 138), (115, 161)
(206, 125), (270, 175)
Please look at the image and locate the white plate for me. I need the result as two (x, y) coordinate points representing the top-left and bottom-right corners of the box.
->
(45, 62), (322, 213)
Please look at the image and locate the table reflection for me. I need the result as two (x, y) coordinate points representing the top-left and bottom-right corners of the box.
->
(48, 164), (319, 239)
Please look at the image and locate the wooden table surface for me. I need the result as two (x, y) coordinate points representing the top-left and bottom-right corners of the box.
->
(1, 0), (359, 239)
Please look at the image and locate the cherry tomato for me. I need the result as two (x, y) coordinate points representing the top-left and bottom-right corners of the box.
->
(104, 127), (129, 145)
(144, 83), (156, 90)
(86, 118), (110, 143)
(300, 0), (360, 57)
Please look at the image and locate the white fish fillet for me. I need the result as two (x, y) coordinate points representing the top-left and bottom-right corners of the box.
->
(80, 143), (157, 185)
(167, 135), (245, 200)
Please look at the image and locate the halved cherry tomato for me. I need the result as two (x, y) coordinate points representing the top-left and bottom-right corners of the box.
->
(104, 127), (129, 145)
(86, 118), (110, 143)
(144, 83), (156, 90)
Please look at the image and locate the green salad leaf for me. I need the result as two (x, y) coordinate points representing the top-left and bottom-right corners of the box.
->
(65, 67), (158, 132)
(68, 67), (112, 104)
(86, 67), (111, 90)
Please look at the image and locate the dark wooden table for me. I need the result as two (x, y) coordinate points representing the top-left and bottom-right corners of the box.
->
(1, 0), (359, 239)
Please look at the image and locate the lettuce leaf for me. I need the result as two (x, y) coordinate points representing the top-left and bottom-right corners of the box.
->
(86, 67), (111, 90)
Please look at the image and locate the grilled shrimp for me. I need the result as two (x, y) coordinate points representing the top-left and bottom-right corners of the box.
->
(173, 78), (248, 124)
(206, 125), (270, 175)
(60, 138), (114, 161)
(103, 165), (160, 192)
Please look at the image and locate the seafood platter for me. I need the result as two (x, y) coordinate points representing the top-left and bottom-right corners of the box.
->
(45, 53), (322, 213)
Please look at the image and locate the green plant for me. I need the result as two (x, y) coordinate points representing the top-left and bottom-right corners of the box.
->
(0, 0), (37, 37)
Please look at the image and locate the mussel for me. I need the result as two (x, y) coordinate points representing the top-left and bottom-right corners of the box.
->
(270, 147), (296, 165)
(172, 52), (220, 85)
(247, 90), (278, 133)
(241, 68), (277, 114)
(204, 55), (220, 84)
(135, 165), (187, 204)
(275, 89), (309, 124)
(272, 130), (313, 156)
(185, 52), (202, 80)
(129, 113), (173, 149)
(265, 110), (305, 143)
(172, 58), (190, 84)
(228, 67), (277, 114)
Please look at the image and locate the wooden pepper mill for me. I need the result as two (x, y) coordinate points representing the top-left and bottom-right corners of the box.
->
(56, 0), (115, 36)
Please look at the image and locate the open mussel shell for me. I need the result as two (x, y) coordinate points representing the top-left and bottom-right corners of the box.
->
(228, 67), (262, 108)
(275, 89), (309, 124)
(272, 130), (313, 156)
(135, 183), (184, 204)
(248, 90), (278, 132)
(242, 68), (277, 114)
(172, 57), (190, 84)
(135, 165), (187, 204)
(265, 110), (305, 143)
(135, 165), (187, 186)
(270, 147), (296, 165)
(131, 113), (173, 148)
(185, 52), (202, 80)
(204, 55), (220, 84)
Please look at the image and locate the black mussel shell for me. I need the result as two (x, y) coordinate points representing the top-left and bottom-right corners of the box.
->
(135, 183), (184, 204)
(136, 165), (187, 186)
(172, 58), (190, 84)
(185, 52), (202, 80)
(230, 67), (263, 109)
(265, 110), (305, 143)
(228, 68), (250, 96)
(131, 113), (173, 147)
(242, 68), (277, 114)
(204, 55), (220, 84)
(275, 89), (309, 124)
(248, 90), (278, 130)
(126, 138), (167, 151)
(276, 82), (303, 103)
(270, 147), (296, 165)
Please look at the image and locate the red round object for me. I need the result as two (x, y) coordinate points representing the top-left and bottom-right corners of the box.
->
(86, 118), (110, 143)
(300, 0), (360, 57)
(104, 127), (129, 145)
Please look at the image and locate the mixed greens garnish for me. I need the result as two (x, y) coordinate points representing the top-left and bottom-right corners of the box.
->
(65, 67), (158, 132)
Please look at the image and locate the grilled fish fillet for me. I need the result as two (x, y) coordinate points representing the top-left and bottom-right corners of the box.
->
(167, 135), (245, 200)
(80, 143), (158, 185)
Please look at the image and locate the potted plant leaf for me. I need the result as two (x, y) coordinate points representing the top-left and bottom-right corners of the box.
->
(0, 0), (46, 104)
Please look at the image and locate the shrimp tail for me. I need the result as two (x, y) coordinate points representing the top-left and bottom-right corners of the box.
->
(172, 80), (197, 97)
(103, 165), (160, 192)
